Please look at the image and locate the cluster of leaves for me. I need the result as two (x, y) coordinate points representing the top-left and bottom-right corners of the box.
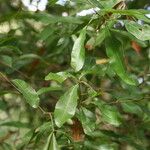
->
(0, 0), (150, 149)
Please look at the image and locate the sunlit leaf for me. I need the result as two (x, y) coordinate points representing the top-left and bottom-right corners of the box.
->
(45, 72), (72, 83)
(94, 100), (122, 126)
(125, 21), (150, 41)
(54, 84), (79, 127)
(71, 28), (86, 72)
(12, 79), (40, 108)
(77, 107), (96, 135)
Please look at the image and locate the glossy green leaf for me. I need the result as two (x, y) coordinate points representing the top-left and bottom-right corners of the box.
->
(105, 31), (137, 85)
(125, 21), (150, 41)
(71, 28), (86, 72)
(54, 84), (79, 127)
(12, 79), (40, 108)
(45, 72), (72, 83)
(44, 133), (60, 150)
(94, 100), (122, 126)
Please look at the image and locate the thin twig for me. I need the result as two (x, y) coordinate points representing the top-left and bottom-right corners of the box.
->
(38, 106), (54, 131)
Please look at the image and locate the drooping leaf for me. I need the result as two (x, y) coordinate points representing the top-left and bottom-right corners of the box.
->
(77, 107), (96, 135)
(12, 79), (40, 108)
(71, 28), (86, 72)
(105, 30), (137, 85)
(94, 100), (122, 126)
(125, 21), (150, 41)
(45, 72), (72, 83)
(54, 84), (79, 127)
(44, 133), (60, 150)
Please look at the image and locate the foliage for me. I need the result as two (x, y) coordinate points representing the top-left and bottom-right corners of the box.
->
(0, 0), (150, 149)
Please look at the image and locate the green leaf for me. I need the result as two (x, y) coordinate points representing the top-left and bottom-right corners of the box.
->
(12, 79), (40, 108)
(0, 55), (12, 67)
(44, 133), (60, 150)
(87, 87), (98, 98)
(94, 100), (122, 126)
(45, 72), (72, 83)
(95, 28), (106, 47)
(125, 21), (150, 41)
(39, 25), (54, 41)
(121, 102), (143, 116)
(71, 28), (86, 72)
(0, 100), (7, 110)
(0, 45), (22, 54)
(17, 130), (36, 149)
(77, 107), (96, 135)
(105, 30), (137, 85)
(102, 9), (150, 23)
(54, 84), (79, 127)
(87, 0), (102, 8)
(37, 86), (62, 95)
(0, 121), (29, 128)
(35, 122), (52, 134)
(100, 0), (122, 8)
(36, 13), (83, 24)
